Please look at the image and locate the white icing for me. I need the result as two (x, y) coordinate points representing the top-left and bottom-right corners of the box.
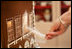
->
(30, 38), (35, 44)
(24, 41), (30, 48)
(19, 45), (22, 48)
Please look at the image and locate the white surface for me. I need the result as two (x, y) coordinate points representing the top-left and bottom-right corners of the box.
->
(35, 21), (71, 48)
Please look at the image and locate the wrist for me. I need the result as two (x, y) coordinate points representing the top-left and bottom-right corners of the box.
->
(59, 16), (69, 29)
(61, 11), (71, 25)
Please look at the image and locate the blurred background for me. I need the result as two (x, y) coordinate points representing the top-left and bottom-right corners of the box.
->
(35, 1), (71, 48)
(35, 1), (71, 22)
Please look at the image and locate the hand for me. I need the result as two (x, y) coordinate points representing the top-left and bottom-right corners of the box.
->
(45, 7), (71, 40)
(45, 19), (66, 40)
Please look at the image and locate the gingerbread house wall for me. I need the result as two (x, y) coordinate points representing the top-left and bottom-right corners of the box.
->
(1, 1), (33, 48)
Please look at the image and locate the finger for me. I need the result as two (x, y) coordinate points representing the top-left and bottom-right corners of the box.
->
(46, 32), (58, 36)
(46, 32), (59, 40)
(46, 35), (53, 40)
(46, 32), (57, 39)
